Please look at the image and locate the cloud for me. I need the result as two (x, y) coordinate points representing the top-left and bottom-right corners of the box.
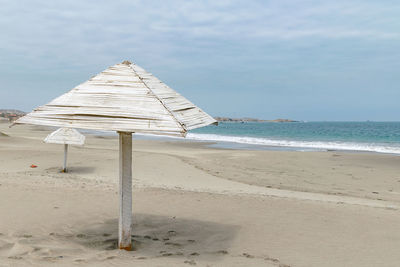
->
(0, 0), (398, 69)
(0, 0), (399, 119)
(1, 0), (399, 50)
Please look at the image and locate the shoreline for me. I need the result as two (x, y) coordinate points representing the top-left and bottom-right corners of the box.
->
(123, 133), (400, 156)
(2, 123), (400, 203)
(4, 122), (400, 155)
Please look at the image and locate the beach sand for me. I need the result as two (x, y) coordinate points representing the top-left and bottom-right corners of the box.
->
(1, 122), (400, 266)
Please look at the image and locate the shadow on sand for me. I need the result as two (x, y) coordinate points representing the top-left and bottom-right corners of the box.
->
(70, 213), (239, 259)
(44, 166), (97, 175)
(64, 166), (97, 174)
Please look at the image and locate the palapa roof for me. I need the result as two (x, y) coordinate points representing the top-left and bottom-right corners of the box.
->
(14, 61), (217, 136)
(44, 128), (85, 146)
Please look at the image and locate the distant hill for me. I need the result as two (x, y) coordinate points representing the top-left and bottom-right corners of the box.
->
(265, 119), (299, 123)
(0, 109), (26, 122)
(0, 109), (26, 114)
(214, 117), (299, 123)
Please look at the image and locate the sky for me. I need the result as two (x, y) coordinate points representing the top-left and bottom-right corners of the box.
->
(0, 0), (399, 121)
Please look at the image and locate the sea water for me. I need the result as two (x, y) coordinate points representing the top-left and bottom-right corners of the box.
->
(82, 121), (400, 155)
(187, 121), (400, 154)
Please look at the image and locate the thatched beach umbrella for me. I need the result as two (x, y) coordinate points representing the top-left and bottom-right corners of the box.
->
(44, 128), (85, 172)
(13, 60), (217, 250)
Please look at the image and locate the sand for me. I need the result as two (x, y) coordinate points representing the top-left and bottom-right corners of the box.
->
(1, 122), (400, 266)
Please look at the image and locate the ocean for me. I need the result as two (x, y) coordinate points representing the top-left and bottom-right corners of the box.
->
(185, 121), (400, 154)
(83, 121), (400, 155)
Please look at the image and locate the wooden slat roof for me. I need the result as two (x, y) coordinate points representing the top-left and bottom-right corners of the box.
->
(14, 61), (217, 136)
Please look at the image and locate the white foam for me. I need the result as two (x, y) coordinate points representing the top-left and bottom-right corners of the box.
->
(186, 133), (400, 155)
(82, 129), (400, 155)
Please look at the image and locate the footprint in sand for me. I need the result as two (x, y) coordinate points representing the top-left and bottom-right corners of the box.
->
(264, 255), (292, 267)
(161, 252), (173, 257)
(164, 242), (182, 247)
(42, 255), (64, 261)
(242, 252), (254, 258)
(76, 233), (87, 239)
(19, 234), (32, 238)
(184, 259), (197, 265)
(8, 256), (24, 260)
(167, 230), (177, 236)
(89, 238), (118, 250)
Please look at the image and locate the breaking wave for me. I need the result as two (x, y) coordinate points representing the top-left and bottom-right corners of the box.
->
(186, 133), (400, 154)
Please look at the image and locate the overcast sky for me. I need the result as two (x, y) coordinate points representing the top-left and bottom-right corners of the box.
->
(0, 0), (399, 121)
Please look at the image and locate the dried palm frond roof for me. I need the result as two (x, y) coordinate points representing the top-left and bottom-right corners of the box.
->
(14, 61), (217, 136)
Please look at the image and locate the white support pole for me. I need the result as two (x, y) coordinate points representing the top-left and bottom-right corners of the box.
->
(118, 132), (133, 250)
(63, 144), (68, 173)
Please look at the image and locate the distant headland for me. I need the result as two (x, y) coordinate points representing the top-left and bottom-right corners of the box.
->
(0, 109), (26, 122)
(214, 117), (299, 123)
